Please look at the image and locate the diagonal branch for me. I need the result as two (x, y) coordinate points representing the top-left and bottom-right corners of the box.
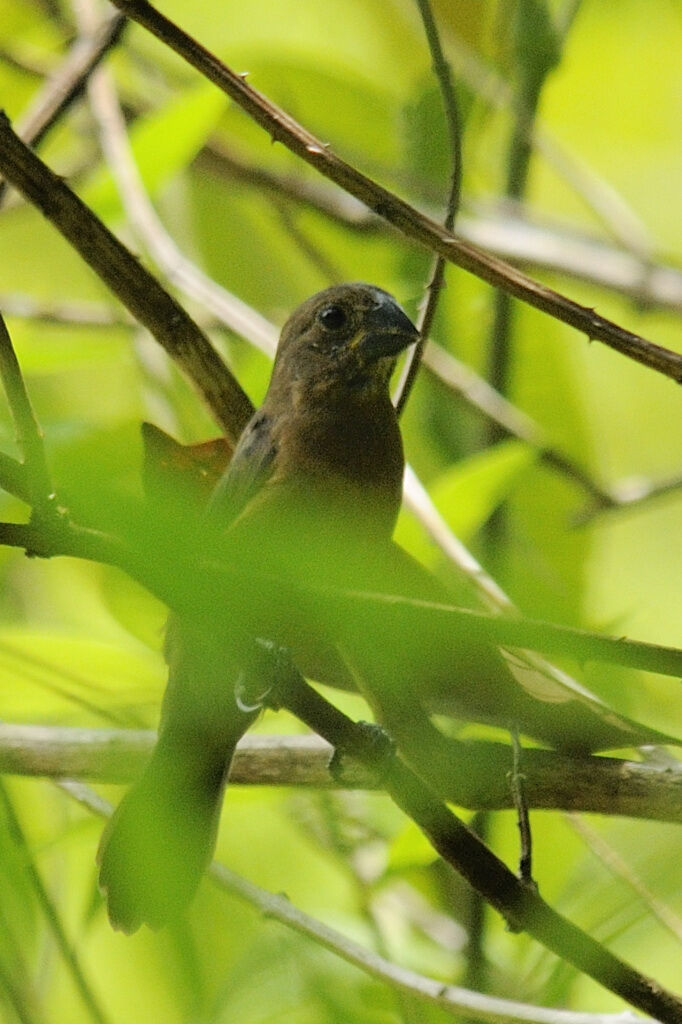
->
(108, 0), (682, 383)
(273, 665), (682, 1021)
(61, 777), (650, 1024)
(0, 114), (253, 443)
(14, 13), (127, 151)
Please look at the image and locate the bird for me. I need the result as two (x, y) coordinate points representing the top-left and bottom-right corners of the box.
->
(97, 283), (420, 932)
(98, 283), (675, 932)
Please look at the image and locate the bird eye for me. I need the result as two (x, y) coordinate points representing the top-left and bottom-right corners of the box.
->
(317, 304), (348, 331)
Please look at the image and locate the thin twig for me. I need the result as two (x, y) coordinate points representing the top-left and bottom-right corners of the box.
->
(403, 465), (513, 612)
(273, 666), (682, 1021)
(510, 730), (534, 886)
(0, 314), (54, 513)
(420, 343), (613, 505)
(15, 13), (126, 151)
(77, 18), (277, 356)
(0, 14), (127, 207)
(395, 0), (462, 414)
(577, 471), (682, 523)
(208, 865), (650, 1024)
(59, 779), (647, 1024)
(402, 465), (619, 738)
(104, 0), (682, 384)
(197, 148), (682, 313)
(441, 27), (654, 258)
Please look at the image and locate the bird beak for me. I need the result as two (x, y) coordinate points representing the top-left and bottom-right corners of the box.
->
(353, 294), (419, 362)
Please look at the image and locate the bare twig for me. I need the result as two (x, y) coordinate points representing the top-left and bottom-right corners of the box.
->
(209, 863), (655, 1024)
(420, 343), (613, 506)
(577, 471), (682, 522)
(273, 666), (682, 1020)
(105, 0), (682, 384)
(58, 778), (647, 1024)
(403, 465), (513, 612)
(395, 0), (462, 414)
(402, 464), (628, 735)
(442, 27), (654, 258)
(196, 149), (682, 313)
(0, 13), (126, 208)
(0, 293), (127, 326)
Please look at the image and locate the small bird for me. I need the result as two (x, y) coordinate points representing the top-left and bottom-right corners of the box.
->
(98, 283), (674, 932)
(97, 284), (420, 931)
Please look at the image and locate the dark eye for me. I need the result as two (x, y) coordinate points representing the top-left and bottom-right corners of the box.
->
(317, 304), (348, 331)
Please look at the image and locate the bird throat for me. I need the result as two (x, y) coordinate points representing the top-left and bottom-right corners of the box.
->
(272, 391), (404, 539)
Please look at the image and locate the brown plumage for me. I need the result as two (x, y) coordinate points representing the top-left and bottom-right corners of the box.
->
(98, 283), (674, 933)
(97, 284), (419, 932)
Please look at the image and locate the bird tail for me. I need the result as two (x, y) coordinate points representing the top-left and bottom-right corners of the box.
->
(97, 729), (232, 933)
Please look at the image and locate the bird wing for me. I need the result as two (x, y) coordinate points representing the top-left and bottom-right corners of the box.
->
(207, 411), (278, 528)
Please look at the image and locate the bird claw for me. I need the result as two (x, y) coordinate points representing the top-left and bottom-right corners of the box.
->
(234, 637), (298, 713)
(329, 720), (396, 784)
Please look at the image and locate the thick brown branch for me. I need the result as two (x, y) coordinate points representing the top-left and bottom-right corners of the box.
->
(0, 113), (253, 443)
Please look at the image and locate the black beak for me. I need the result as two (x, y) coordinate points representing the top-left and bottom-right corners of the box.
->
(356, 290), (419, 362)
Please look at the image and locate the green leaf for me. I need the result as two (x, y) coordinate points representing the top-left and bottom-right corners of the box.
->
(431, 438), (536, 539)
(0, 631), (162, 726)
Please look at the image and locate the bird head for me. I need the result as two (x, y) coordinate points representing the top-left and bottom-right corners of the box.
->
(271, 283), (418, 402)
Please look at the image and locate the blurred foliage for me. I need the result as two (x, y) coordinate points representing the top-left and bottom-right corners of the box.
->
(0, 0), (681, 1020)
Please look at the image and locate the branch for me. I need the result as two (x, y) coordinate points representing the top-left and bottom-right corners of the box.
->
(272, 666), (682, 1021)
(60, 779), (643, 1024)
(3, 724), (682, 823)
(201, 146), (682, 315)
(3, 514), (682, 680)
(0, 113), (253, 443)
(79, 25), (277, 356)
(420, 344), (613, 506)
(395, 0), (462, 413)
(108, 0), (682, 384)
(439, 24), (653, 258)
